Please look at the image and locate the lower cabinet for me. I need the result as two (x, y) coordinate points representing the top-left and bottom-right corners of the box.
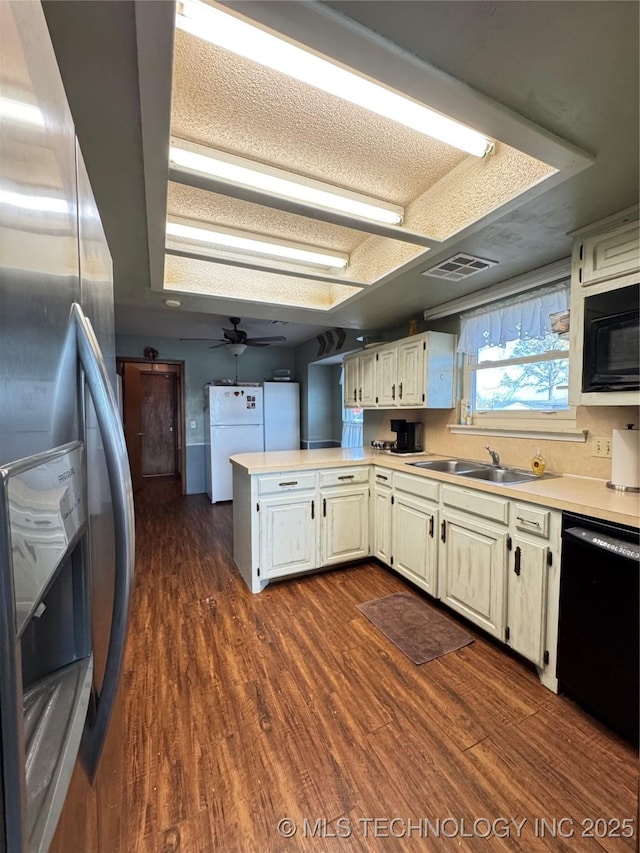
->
(392, 491), (438, 596)
(237, 462), (561, 688)
(439, 511), (507, 640)
(259, 492), (317, 580)
(372, 469), (393, 564)
(321, 485), (369, 566)
(506, 535), (549, 666)
(256, 467), (369, 580)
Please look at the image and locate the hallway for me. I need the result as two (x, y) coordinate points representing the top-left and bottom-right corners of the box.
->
(116, 481), (638, 852)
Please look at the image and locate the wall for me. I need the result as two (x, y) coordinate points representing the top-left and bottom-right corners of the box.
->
(305, 364), (343, 448)
(294, 329), (363, 448)
(116, 334), (295, 493)
(364, 404), (640, 480)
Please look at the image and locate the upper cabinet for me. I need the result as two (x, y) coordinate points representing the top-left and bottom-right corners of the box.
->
(568, 207), (639, 407)
(344, 331), (456, 410)
(577, 217), (639, 288)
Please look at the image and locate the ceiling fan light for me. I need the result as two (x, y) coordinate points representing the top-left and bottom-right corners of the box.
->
(166, 218), (349, 270)
(227, 343), (247, 356)
(169, 139), (404, 226)
(175, 1), (493, 157)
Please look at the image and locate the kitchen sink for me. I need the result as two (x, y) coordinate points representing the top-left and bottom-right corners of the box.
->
(458, 467), (550, 484)
(408, 459), (485, 474)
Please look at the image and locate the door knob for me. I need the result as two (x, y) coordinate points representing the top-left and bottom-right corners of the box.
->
(137, 432), (145, 436)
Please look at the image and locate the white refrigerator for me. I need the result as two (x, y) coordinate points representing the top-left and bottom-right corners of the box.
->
(205, 386), (264, 503)
(263, 382), (300, 451)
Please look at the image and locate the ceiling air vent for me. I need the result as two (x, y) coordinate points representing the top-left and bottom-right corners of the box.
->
(421, 253), (498, 281)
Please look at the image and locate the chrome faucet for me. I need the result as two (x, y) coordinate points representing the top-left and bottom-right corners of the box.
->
(485, 445), (500, 466)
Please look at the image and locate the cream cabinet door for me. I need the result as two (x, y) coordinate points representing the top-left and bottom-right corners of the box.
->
(372, 478), (393, 564)
(439, 512), (507, 639)
(392, 491), (437, 595)
(580, 219), (640, 286)
(375, 345), (398, 407)
(359, 351), (377, 407)
(397, 337), (424, 407)
(321, 486), (370, 566)
(343, 355), (359, 408)
(259, 493), (317, 579)
(506, 537), (548, 665)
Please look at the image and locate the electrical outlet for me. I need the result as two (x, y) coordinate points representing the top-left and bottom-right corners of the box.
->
(592, 436), (612, 457)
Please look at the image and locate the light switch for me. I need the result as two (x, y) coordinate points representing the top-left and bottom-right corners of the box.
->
(190, 420), (196, 429)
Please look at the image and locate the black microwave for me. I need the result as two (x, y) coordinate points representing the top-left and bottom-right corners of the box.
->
(582, 283), (639, 392)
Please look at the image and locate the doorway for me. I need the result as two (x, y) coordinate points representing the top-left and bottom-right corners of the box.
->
(117, 358), (186, 494)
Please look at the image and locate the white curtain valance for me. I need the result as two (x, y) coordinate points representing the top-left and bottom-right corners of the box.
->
(457, 280), (570, 354)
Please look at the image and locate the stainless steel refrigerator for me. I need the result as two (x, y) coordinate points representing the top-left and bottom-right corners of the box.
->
(0, 3), (135, 851)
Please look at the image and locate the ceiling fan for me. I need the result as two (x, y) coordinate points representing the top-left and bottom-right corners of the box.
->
(181, 317), (287, 351)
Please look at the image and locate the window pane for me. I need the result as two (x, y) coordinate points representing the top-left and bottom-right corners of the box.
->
(474, 357), (569, 411)
(477, 334), (569, 363)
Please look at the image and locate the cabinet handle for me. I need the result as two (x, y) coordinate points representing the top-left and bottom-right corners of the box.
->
(392, 384), (396, 400)
(516, 515), (541, 527)
(514, 546), (522, 576)
(359, 387), (362, 402)
(354, 388), (357, 402)
(429, 516), (434, 538)
(279, 480), (298, 487)
(323, 497), (327, 517)
(399, 382), (403, 399)
(311, 500), (314, 519)
(338, 474), (354, 480)
(375, 473), (388, 481)
(441, 520), (446, 543)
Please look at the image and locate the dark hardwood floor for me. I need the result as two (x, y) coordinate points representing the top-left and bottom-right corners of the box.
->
(116, 480), (638, 852)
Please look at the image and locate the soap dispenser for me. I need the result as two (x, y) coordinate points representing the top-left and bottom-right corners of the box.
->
(531, 448), (546, 476)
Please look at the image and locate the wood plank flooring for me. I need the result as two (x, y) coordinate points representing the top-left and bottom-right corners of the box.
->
(115, 480), (638, 852)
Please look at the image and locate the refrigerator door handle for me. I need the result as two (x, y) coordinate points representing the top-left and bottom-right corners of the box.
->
(73, 303), (135, 779)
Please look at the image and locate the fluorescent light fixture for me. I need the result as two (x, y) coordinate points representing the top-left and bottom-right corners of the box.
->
(0, 97), (44, 127)
(169, 138), (404, 226)
(176, 1), (493, 157)
(166, 218), (349, 270)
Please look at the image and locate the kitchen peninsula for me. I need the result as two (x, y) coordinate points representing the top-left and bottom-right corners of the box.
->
(231, 447), (639, 692)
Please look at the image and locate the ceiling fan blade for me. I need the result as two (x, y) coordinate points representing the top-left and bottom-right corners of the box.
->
(208, 342), (230, 348)
(246, 335), (287, 343)
(245, 341), (269, 347)
(180, 337), (226, 341)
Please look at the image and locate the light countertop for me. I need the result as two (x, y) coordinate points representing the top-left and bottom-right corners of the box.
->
(230, 448), (640, 527)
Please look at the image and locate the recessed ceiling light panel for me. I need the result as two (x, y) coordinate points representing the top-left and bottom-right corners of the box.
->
(421, 253), (498, 281)
(175, 1), (493, 157)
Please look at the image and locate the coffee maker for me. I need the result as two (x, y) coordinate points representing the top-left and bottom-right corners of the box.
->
(390, 419), (423, 453)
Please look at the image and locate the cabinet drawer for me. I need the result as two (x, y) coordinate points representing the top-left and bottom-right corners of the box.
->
(513, 503), (550, 538)
(319, 467), (369, 488)
(442, 484), (509, 524)
(393, 471), (439, 503)
(257, 472), (316, 495)
(372, 467), (392, 488)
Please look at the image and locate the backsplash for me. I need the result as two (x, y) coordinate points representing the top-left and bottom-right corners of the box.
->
(364, 405), (640, 479)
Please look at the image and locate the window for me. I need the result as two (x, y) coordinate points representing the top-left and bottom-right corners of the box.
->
(459, 280), (575, 429)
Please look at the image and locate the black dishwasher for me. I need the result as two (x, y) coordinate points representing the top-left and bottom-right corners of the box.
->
(557, 511), (639, 745)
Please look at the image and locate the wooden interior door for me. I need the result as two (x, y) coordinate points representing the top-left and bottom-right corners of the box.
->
(141, 372), (177, 476)
(122, 362), (143, 492)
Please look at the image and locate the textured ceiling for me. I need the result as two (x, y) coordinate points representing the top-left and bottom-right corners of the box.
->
(42, 0), (639, 344)
(166, 2), (564, 310)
